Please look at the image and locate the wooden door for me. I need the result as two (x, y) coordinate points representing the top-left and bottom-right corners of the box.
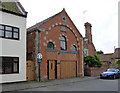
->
(61, 61), (76, 78)
(26, 61), (35, 81)
(49, 60), (55, 79)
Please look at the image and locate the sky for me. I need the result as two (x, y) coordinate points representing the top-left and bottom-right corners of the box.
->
(20, 0), (119, 54)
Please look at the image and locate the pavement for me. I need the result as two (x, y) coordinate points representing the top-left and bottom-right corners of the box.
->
(2, 76), (99, 92)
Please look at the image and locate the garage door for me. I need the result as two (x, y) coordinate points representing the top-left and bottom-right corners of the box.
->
(61, 61), (76, 78)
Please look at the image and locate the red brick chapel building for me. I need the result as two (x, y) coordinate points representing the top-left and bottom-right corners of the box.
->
(27, 9), (95, 81)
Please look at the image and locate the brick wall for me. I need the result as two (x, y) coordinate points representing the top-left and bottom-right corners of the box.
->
(84, 67), (107, 76)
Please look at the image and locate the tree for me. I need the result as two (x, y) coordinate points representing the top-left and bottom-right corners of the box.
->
(94, 55), (102, 67)
(96, 50), (104, 54)
(84, 55), (102, 68)
(116, 59), (120, 66)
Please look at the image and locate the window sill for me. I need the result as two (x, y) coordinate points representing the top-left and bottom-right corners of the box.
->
(0, 37), (20, 41)
(0, 73), (19, 75)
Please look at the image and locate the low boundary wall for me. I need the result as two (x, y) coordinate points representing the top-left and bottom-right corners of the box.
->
(84, 67), (107, 76)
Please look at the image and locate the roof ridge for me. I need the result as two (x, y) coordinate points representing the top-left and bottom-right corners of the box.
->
(15, 0), (25, 15)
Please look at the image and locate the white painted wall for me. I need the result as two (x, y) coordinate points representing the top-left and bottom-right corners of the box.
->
(0, 11), (26, 83)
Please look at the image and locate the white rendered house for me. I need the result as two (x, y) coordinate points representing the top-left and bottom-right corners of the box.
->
(0, 0), (27, 83)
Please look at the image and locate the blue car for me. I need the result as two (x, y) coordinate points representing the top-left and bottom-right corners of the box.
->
(100, 68), (120, 79)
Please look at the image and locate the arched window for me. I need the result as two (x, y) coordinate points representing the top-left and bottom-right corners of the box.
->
(47, 42), (54, 49)
(72, 45), (77, 51)
(60, 36), (66, 50)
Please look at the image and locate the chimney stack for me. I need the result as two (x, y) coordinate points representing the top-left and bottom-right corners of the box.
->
(84, 22), (92, 43)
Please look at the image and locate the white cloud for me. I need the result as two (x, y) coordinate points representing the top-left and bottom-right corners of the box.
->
(94, 13), (118, 53)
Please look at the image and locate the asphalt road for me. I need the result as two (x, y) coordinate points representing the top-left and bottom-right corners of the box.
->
(22, 79), (118, 91)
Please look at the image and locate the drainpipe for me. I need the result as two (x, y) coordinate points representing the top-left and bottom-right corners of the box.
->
(36, 28), (47, 82)
(35, 28), (41, 82)
(82, 38), (84, 76)
(38, 30), (41, 82)
(80, 37), (84, 76)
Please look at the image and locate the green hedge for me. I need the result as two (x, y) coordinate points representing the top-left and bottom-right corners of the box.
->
(84, 55), (102, 68)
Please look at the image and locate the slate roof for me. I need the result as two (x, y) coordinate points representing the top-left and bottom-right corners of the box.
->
(98, 53), (113, 62)
(98, 48), (120, 62)
(0, 0), (27, 17)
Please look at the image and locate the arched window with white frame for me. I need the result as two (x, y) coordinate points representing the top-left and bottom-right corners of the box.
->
(60, 36), (66, 50)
